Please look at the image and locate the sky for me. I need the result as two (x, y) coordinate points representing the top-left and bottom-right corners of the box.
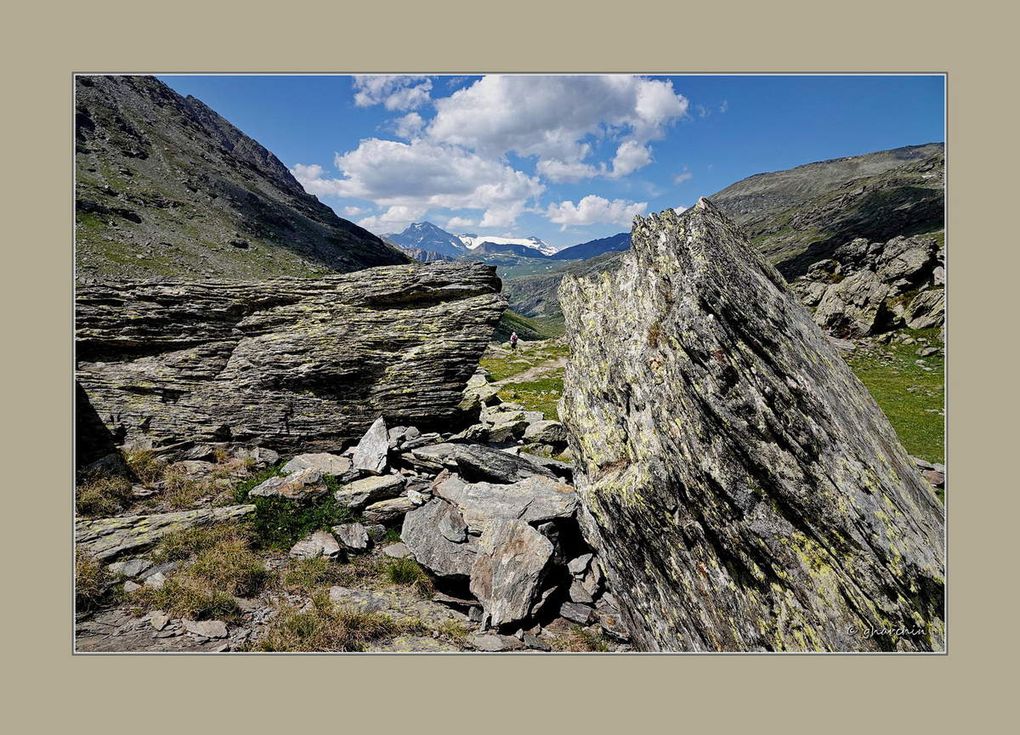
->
(159, 74), (945, 250)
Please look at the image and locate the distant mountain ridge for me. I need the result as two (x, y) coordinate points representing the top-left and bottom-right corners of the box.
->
(75, 75), (408, 281)
(549, 232), (630, 261)
(384, 221), (466, 259)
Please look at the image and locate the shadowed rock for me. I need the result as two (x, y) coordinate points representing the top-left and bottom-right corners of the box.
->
(76, 262), (505, 453)
(559, 199), (945, 652)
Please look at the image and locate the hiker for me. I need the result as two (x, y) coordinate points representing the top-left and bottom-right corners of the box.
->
(509, 331), (519, 351)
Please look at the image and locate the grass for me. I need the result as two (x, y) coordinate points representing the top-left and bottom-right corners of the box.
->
(498, 374), (564, 420)
(550, 625), (611, 652)
(124, 448), (165, 485)
(75, 549), (110, 611)
(847, 329), (944, 463)
(251, 591), (423, 652)
(75, 475), (132, 516)
(381, 557), (434, 597)
(131, 524), (270, 621)
(160, 464), (212, 510)
(480, 340), (569, 382)
(281, 556), (363, 593)
(492, 309), (565, 342)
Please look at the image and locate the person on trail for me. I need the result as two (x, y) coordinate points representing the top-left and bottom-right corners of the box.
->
(509, 331), (519, 351)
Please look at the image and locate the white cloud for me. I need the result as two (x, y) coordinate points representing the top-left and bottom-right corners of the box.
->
(610, 140), (653, 178)
(394, 112), (424, 138)
(353, 76), (432, 111)
(673, 167), (693, 184)
(342, 205), (367, 217)
(445, 216), (476, 230)
(546, 195), (647, 228)
(536, 158), (600, 182)
(291, 163), (347, 197)
(427, 75), (687, 174)
(357, 205), (428, 233)
(719, 100), (729, 113)
(327, 138), (543, 228)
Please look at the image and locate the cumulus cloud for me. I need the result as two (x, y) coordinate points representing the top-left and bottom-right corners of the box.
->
(610, 140), (653, 178)
(353, 76), (432, 111)
(536, 158), (601, 182)
(394, 112), (424, 138)
(445, 216), (476, 230)
(546, 195), (647, 228)
(357, 205), (428, 233)
(328, 138), (543, 227)
(291, 163), (346, 197)
(427, 75), (687, 174)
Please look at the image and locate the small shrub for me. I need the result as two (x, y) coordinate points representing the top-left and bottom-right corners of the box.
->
(252, 592), (415, 652)
(124, 448), (165, 485)
(75, 475), (132, 516)
(382, 557), (434, 596)
(75, 549), (109, 610)
(248, 495), (353, 549)
(232, 463), (285, 504)
(383, 527), (402, 544)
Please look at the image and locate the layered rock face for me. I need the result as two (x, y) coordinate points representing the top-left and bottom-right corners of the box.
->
(76, 262), (504, 458)
(558, 200), (945, 652)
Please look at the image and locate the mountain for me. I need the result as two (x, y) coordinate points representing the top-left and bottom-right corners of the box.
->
(385, 221), (467, 259)
(75, 75), (408, 281)
(500, 142), (944, 324)
(549, 232), (630, 261)
(711, 142), (944, 277)
(459, 234), (557, 257)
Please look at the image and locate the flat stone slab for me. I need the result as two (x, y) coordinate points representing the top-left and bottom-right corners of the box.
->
(433, 474), (577, 534)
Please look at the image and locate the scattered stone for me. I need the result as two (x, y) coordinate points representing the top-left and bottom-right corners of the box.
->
(567, 553), (593, 577)
(182, 619), (228, 639)
(559, 601), (596, 626)
(143, 572), (166, 589)
(382, 542), (413, 559)
(434, 474), (578, 534)
(333, 474), (404, 509)
(332, 522), (370, 552)
(288, 530), (340, 560)
(352, 417), (389, 475)
(106, 558), (152, 579)
(150, 612), (170, 631)
(281, 452), (354, 479)
(470, 520), (553, 628)
(523, 420), (568, 445)
(363, 496), (416, 525)
(401, 499), (477, 577)
(123, 580), (141, 593)
(469, 634), (525, 652)
(365, 524), (388, 543)
(523, 631), (552, 651)
(249, 467), (327, 500)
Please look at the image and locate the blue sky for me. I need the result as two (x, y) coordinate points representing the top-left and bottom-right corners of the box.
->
(160, 74), (944, 249)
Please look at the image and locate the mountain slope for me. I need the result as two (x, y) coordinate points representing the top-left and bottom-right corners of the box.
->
(549, 232), (630, 261)
(711, 143), (944, 277)
(75, 75), (409, 281)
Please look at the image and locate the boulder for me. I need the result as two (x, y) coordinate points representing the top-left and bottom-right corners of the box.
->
(906, 288), (945, 329)
(813, 269), (891, 337)
(353, 417), (389, 475)
(363, 496), (416, 525)
(332, 522), (370, 552)
(76, 262), (505, 454)
(333, 474), (404, 509)
(76, 505), (255, 560)
(470, 520), (553, 628)
(523, 420), (568, 445)
(401, 499), (478, 577)
(411, 442), (555, 484)
(248, 467), (327, 500)
(558, 200), (945, 652)
(433, 474), (578, 534)
(281, 453), (354, 479)
(288, 530), (340, 560)
(559, 601), (596, 626)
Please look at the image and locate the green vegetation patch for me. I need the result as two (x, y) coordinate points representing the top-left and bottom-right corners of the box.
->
(498, 374), (565, 421)
(847, 330), (944, 464)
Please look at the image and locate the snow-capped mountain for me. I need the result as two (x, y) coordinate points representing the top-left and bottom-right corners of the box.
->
(458, 234), (558, 256)
(384, 222), (467, 258)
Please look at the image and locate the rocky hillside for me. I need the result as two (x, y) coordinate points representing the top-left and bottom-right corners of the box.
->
(559, 201), (944, 651)
(75, 75), (408, 281)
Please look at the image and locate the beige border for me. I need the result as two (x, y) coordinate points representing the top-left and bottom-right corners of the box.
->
(4, 0), (1014, 729)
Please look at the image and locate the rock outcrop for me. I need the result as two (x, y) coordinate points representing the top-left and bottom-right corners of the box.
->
(558, 199), (945, 652)
(76, 261), (505, 458)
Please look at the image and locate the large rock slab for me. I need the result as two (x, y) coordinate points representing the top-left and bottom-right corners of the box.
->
(469, 519), (553, 628)
(433, 474), (578, 534)
(409, 442), (555, 484)
(352, 417), (389, 475)
(76, 505), (255, 560)
(558, 199), (945, 652)
(401, 499), (478, 577)
(332, 474), (405, 509)
(75, 262), (505, 455)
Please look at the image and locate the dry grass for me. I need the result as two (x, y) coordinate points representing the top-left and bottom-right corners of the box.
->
(550, 625), (610, 652)
(381, 557), (434, 597)
(124, 448), (165, 485)
(160, 464), (212, 510)
(75, 475), (132, 516)
(75, 549), (109, 610)
(252, 591), (422, 652)
(150, 523), (249, 563)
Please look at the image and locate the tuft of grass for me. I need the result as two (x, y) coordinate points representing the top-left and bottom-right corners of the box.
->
(381, 557), (434, 597)
(281, 556), (356, 593)
(551, 625), (610, 652)
(383, 527), (402, 544)
(150, 523), (249, 564)
(161, 465), (212, 510)
(131, 528), (270, 621)
(434, 618), (472, 644)
(75, 549), (109, 611)
(251, 591), (422, 652)
(75, 475), (132, 516)
(124, 448), (165, 485)
(847, 329), (944, 463)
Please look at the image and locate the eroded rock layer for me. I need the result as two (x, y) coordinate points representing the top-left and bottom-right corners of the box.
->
(76, 262), (504, 457)
(558, 199), (945, 652)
